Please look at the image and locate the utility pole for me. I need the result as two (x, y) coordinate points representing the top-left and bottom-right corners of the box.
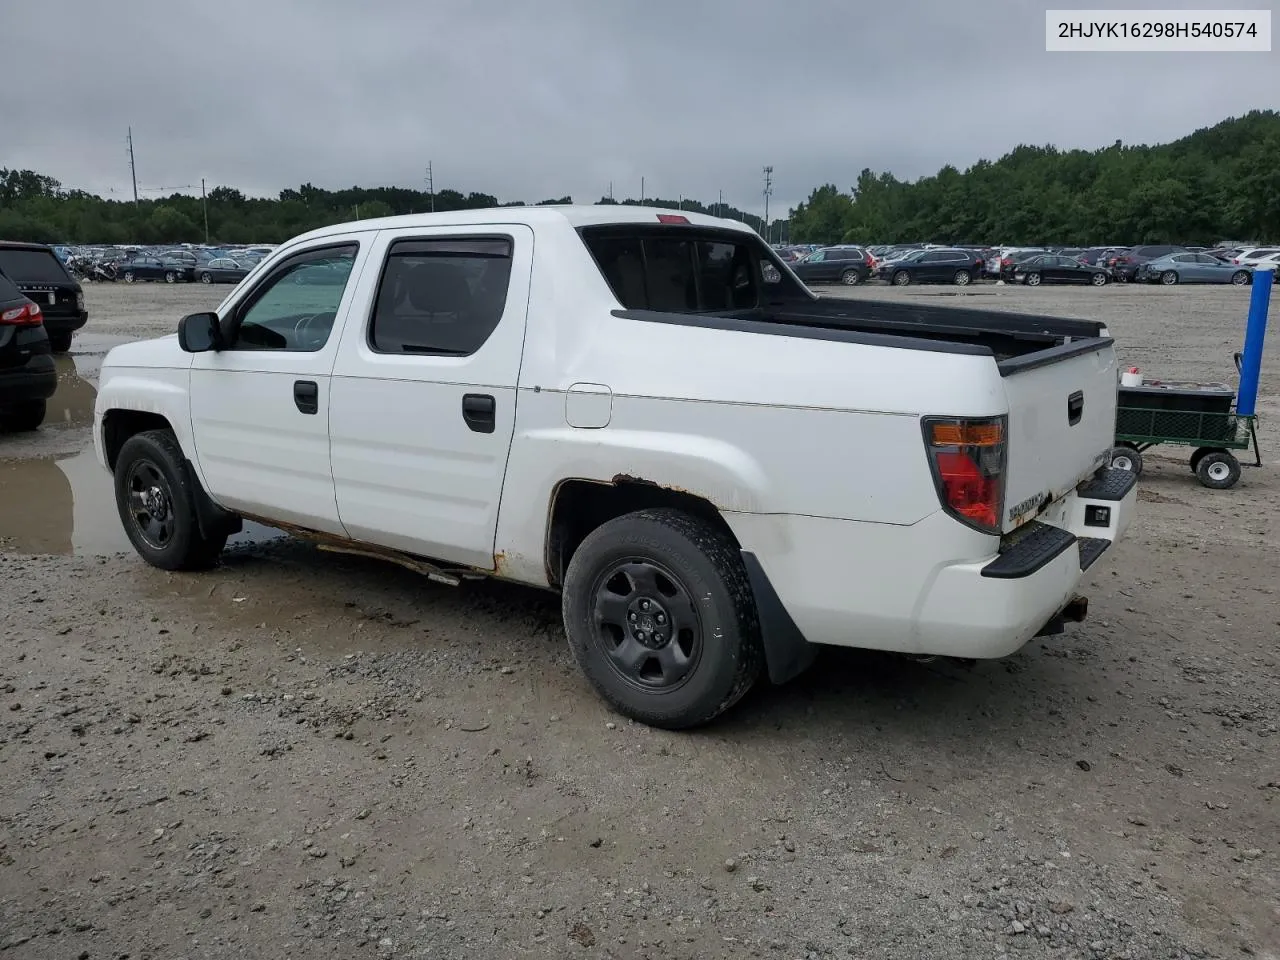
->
(678, 194), (683, 210)
(425, 162), (435, 212)
(201, 177), (209, 243)
(762, 166), (773, 243)
(127, 127), (139, 205)
(608, 181), (613, 201)
(640, 177), (645, 204)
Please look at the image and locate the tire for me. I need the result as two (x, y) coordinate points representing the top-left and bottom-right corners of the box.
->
(1231, 271), (1250, 286)
(840, 269), (861, 286)
(891, 271), (911, 286)
(952, 270), (971, 286)
(200, 271), (213, 284)
(0, 400), (47, 433)
(1026, 272), (1042, 287)
(1189, 448), (1211, 474)
(1161, 270), (1178, 285)
(123, 271), (135, 283)
(1109, 444), (1144, 478)
(113, 429), (227, 570)
(48, 330), (73, 353)
(164, 271), (176, 284)
(1090, 271), (1108, 286)
(561, 508), (763, 730)
(1194, 450), (1240, 489)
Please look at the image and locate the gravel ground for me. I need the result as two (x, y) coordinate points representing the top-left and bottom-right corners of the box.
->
(1, 281), (1277, 960)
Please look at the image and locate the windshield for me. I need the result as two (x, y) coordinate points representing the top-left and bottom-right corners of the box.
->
(0, 248), (74, 284)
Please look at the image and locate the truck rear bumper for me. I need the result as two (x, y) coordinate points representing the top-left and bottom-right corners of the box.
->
(728, 468), (1137, 663)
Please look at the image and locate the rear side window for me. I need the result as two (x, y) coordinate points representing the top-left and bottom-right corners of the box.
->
(370, 237), (513, 356)
(583, 230), (765, 312)
(0, 248), (73, 284)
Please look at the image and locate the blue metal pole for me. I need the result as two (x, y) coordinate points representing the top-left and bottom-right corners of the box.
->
(1236, 268), (1272, 417)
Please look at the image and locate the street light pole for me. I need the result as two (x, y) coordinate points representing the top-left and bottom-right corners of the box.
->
(762, 166), (773, 242)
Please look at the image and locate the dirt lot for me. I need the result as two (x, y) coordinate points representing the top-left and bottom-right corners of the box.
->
(1, 281), (1277, 960)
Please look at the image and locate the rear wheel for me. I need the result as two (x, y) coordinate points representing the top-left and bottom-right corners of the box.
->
(1109, 443), (1144, 478)
(1090, 271), (1107, 286)
(113, 430), (227, 570)
(840, 268), (861, 286)
(561, 508), (763, 730)
(1231, 270), (1250, 286)
(1026, 272), (1042, 287)
(164, 271), (176, 283)
(1161, 270), (1178, 285)
(0, 400), (47, 433)
(952, 270), (971, 286)
(48, 330), (73, 353)
(891, 271), (911, 286)
(1195, 451), (1240, 489)
(123, 271), (135, 283)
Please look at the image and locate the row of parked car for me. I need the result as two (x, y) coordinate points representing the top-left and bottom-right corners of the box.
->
(58, 243), (276, 285)
(771, 241), (1279, 288)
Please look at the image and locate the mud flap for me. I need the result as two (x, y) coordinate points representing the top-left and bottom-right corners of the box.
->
(740, 551), (818, 685)
(182, 457), (243, 540)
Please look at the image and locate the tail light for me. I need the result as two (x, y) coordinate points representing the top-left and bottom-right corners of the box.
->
(1001, 257), (1012, 267)
(1232, 259), (1240, 264)
(0, 302), (43, 326)
(923, 416), (1007, 534)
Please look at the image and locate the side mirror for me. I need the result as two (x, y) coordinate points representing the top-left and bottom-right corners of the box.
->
(178, 311), (222, 352)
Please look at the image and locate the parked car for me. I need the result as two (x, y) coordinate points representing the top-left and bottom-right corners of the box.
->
(94, 207), (1134, 728)
(1140, 253), (1253, 285)
(1231, 247), (1280, 266)
(880, 248), (983, 286)
(998, 250), (1049, 281)
(0, 272), (56, 431)
(1013, 255), (1110, 287)
(789, 246), (872, 285)
(1109, 245), (1186, 282)
(195, 258), (253, 285)
(0, 241), (89, 353)
(119, 257), (184, 284)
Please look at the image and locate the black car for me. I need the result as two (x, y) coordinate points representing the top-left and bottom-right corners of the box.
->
(790, 246), (872, 285)
(0, 241), (88, 353)
(882, 248), (982, 286)
(0, 272), (56, 431)
(119, 257), (184, 284)
(1109, 244), (1186, 282)
(1013, 254), (1109, 286)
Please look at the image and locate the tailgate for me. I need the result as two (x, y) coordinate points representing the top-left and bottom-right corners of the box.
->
(1000, 340), (1117, 532)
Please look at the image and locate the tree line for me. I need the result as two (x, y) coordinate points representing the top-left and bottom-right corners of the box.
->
(788, 110), (1280, 246)
(1, 110), (1276, 247)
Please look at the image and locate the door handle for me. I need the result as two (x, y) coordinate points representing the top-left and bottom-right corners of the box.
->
(462, 393), (496, 433)
(1067, 390), (1084, 426)
(294, 380), (319, 415)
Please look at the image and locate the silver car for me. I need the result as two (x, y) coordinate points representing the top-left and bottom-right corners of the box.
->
(1142, 252), (1253, 286)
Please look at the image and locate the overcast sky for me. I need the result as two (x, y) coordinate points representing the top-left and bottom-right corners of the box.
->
(3, 0), (1275, 216)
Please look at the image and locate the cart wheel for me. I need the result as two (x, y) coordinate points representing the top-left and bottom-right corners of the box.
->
(1109, 444), (1144, 478)
(1195, 451), (1240, 489)
(1189, 448), (1210, 474)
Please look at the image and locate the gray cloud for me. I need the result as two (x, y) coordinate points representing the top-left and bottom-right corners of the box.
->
(3, 0), (1274, 217)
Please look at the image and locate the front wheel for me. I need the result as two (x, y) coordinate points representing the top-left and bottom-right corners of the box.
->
(0, 400), (47, 433)
(952, 270), (971, 286)
(1195, 450), (1240, 489)
(114, 430), (227, 570)
(164, 271), (176, 284)
(891, 271), (911, 286)
(200, 271), (213, 284)
(561, 508), (763, 730)
(840, 269), (861, 286)
(123, 271), (135, 283)
(1109, 444), (1144, 478)
(1161, 270), (1178, 285)
(1231, 270), (1251, 286)
(1026, 272), (1042, 287)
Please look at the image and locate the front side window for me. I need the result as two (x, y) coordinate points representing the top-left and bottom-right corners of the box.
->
(806, 251), (825, 262)
(229, 244), (357, 352)
(370, 237), (513, 356)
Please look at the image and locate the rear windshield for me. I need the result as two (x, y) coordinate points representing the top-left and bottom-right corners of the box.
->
(0, 272), (23, 301)
(581, 226), (781, 312)
(0, 248), (73, 284)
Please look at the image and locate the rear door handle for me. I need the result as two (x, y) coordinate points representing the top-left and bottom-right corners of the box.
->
(462, 393), (496, 433)
(294, 380), (319, 415)
(1067, 390), (1084, 426)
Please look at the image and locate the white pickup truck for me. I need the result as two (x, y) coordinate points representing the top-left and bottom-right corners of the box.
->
(94, 207), (1136, 728)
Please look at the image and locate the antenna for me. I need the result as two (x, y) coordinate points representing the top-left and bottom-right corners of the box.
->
(425, 162), (434, 212)
(762, 166), (773, 241)
(127, 127), (138, 204)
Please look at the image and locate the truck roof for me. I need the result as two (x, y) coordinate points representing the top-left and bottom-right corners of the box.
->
(288, 205), (755, 246)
